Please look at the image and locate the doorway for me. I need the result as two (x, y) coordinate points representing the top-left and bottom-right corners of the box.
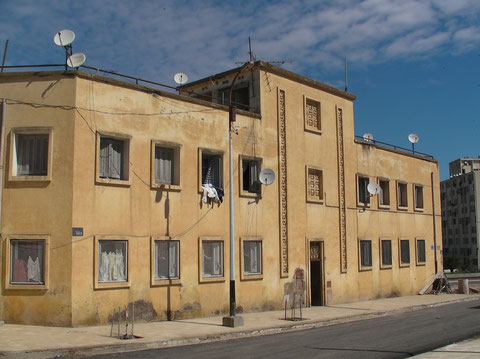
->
(310, 241), (324, 306)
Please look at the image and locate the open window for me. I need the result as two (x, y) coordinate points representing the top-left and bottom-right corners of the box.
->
(357, 175), (370, 206)
(397, 181), (408, 209)
(199, 149), (223, 190)
(378, 178), (390, 208)
(240, 155), (261, 196)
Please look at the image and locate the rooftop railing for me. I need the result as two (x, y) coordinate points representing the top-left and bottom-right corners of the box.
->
(354, 135), (434, 159)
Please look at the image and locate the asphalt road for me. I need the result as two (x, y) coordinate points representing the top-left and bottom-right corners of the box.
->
(79, 299), (480, 359)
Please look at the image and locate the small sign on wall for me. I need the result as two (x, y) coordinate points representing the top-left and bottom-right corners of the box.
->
(72, 227), (83, 236)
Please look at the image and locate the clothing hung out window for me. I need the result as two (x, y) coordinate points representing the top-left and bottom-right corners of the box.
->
(99, 137), (124, 180)
(16, 134), (48, 176)
(202, 153), (222, 188)
(155, 240), (179, 280)
(203, 241), (223, 277)
(98, 240), (127, 282)
(154, 147), (174, 185)
(242, 159), (260, 193)
(243, 241), (262, 275)
(10, 240), (44, 284)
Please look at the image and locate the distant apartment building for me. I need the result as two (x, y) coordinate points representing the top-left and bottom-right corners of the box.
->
(441, 158), (480, 270)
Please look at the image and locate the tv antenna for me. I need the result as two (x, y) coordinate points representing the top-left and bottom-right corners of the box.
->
(408, 133), (419, 154)
(363, 133), (374, 143)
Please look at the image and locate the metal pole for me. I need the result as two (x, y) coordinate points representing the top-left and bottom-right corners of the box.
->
(1, 40), (9, 72)
(431, 172), (438, 273)
(0, 99), (6, 231)
(228, 121), (235, 317)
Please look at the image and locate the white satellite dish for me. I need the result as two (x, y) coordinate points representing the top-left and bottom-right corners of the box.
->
(408, 133), (419, 144)
(174, 73), (188, 85)
(259, 168), (276, 186)
(363, 133), (374, 142)
(367, 182), (381, 196)
(67, 53), (86, 68)
(54, 30), (75, 47)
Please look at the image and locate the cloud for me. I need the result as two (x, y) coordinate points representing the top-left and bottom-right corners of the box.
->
(0, 0), (479, 83)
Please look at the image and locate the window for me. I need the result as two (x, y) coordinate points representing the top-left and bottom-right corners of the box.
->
(218, 86), (250, 111)
(5, 235), (50, 290)
(359, 239), (372, 269)
(154, 240), (179, 280)
(243, 240), (262, 276)
(98, 240), (127, 283)
(200, 149), (223, 189)
(378, 179), (390, 207)
(416, 239), (426, 265)
(240, 156), (261, 195)
(306, 166), (324, 203)
(96, 132), (130, 184)
(414, 185), (424, 210)
(151, 141), (181, 189)
(399, 239), (410, 266)
(10, 128), (52, 181)
(200, 239), (224, 280)
(304, 97), (321, 133)
(380, 239), (392, 268)
(10, 239), (45, 284)
(397, 182), (408, 209)
(357, 175), (370, 205)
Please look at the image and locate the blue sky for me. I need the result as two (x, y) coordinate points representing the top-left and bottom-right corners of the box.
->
(1, 0), (479, 180)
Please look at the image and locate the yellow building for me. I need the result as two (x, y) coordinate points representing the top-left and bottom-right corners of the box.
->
(0, 62), (442, 326)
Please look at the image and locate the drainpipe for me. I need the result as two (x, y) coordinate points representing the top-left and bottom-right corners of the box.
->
(0, 99), (6, 231)
(431, 172), (438, 273)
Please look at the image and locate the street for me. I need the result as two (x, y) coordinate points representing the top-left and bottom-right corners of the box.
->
(76, 299), (480, 359)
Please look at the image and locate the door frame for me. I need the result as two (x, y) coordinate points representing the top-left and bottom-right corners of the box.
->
(305, 237), (326, 306)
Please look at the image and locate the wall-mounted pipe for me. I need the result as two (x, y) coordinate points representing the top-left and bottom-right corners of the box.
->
(0, 99), (6, 231)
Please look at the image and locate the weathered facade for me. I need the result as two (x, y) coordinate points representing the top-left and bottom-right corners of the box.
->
(441, 158), (480, 271)
(0, 62), (442, 326)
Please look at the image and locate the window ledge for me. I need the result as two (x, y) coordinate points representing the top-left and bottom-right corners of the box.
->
(5, 283), (48, 290)
(399, 263), (410, 268)
(380, 265), (392, 270)
(96, 177), (131, 187)
(240, 273), (263, 281)
(199, 276), (225, 284)
(416, 262), (426, 266)
(9, 175), (51, 182)
(240, 191), (261, 199)
(94, 281), (131, 290)
(307, 198), (324, 204)
(151, 183), (181, 191)
(359, 266), (372, 272)
(378, 204), (390, 210)
(151, 278), (181, 287)
(414, 207), (424, 212)
(397, 206), (408, 211)
(305, 127), (322, 135)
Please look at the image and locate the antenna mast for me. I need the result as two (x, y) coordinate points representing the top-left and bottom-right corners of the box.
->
(345, 56), (348, 92)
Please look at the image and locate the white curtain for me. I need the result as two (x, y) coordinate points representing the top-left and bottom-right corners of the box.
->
(99, 250), (126, 282)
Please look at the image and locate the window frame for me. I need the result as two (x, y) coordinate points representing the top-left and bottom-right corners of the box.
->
(414, 184), (424, 211)
(357, 174), (370, 207)
(5, 234), (50, 290)
(94, 236), (130, 289)
(150, 236), (181, 286)
(416, 238), (426, 266)
(9, 127), (53, 182)
(239, 155), (262, 197)
(305, 165), (324, 203)
(240, 237), (263, 280)
(397, 181), (408, 210)
(379, 238), (392, 269)
(358, 238), (372, 271)
(303, 96), (322, 134)
(198, 237), (225, 283)
(95, 131), (131, 186)
(198, 148), (224, 193)
(150, 140), (181, 190)
(378, 178), (390, 209)
(399, 238), (410, 267)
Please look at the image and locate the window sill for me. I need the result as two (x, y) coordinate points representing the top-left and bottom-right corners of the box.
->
(357, 202), (370, 208)
(304, 127), (322, 135)
(416, 261), (426, 266)
(240, 191), (261, 199)
(307, 198), (324, 204)
(380, 265), (392, 270)
(8, 175), (51, 182)
(151, 183), (181, 191)
(240, 273), (263, 281)
(378, 204), (390, 210)
(199, 275), (225, 284)
(414, 207), (424, 212)
(5, 283), (48, 290)
(359, 266), (372, 272)
(397, 206), (408, 211)
(96, 177), (131, 187)
(94, 280), (131, 290)
(399, 263), (410, 268)
(151, 278), (181, 287)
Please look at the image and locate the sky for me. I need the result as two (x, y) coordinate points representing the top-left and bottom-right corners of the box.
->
(0, 0), (479, 180)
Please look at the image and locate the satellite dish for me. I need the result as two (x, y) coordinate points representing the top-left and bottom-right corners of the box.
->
(367, 182), (381, 196)
(67, 53), (86, 68)
(408, 133), (419, 144)
(363, 133), (374, 142)
(54, 30), (75, 47)
(174, 73), (188, 85)
(259, 168), (276, 186)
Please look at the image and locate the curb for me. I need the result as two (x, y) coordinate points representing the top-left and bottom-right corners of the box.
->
(2, 296), (479, 359)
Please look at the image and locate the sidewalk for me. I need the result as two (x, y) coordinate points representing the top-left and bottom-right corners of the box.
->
(0, 293), (479, 359)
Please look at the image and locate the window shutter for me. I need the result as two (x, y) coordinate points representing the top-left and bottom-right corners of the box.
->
(248, 161), (258, 192)
(110, 139), (123, 180)
(99, 139), (109, 178)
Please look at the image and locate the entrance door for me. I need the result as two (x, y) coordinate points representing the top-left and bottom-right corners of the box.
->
(310, 242), (323, 306)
